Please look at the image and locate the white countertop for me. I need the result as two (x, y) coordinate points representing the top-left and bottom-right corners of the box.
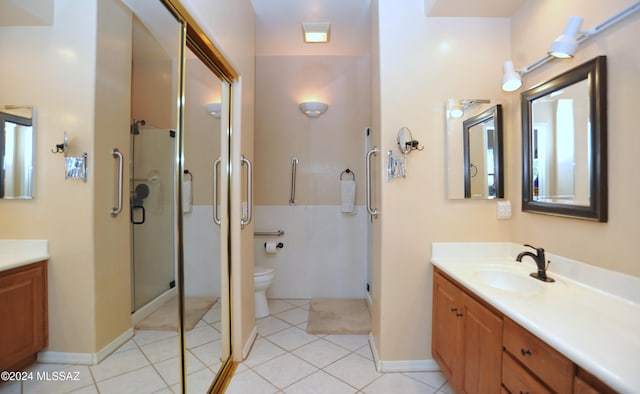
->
(431, 242), (640, 394)
(0, 240), (49, 272)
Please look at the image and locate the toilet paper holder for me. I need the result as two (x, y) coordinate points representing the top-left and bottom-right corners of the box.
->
(264, 242), (284, 249)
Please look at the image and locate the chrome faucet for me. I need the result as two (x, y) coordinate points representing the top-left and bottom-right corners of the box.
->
(516, 244), (555, 283)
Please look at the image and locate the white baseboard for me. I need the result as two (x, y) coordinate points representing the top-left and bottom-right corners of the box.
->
(368, 333), (440, 372)
(38, 327), (134, 365)
(242, 326), (258, 360)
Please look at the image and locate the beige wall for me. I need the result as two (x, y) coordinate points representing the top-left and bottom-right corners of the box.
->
(509, 0), (640, 277)
(179, 0), (257, 360)
(374, 0), (512, 361)
(255, 55), (370, 206)
(0, 0), (132, 354)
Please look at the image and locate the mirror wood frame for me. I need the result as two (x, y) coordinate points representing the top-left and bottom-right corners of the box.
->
(521, 56), (607, 221)
(463, 104), (504, 199)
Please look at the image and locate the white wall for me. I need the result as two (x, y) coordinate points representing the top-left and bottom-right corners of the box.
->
(254, 206), (367, 299)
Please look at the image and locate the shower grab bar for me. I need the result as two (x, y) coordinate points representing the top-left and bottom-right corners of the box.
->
(111, 148), (123, 217)
(213, 158), (221, 226)
(289, 157), (299, 206)
(366, 147), (380, 217)
(241, 155), (252, 228)
(254, 230), (285, 237)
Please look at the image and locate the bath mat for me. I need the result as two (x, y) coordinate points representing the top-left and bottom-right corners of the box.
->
(307, 299), (371, 335)
(135, 296), (217, 332)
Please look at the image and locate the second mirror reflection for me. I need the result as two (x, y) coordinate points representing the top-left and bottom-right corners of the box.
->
(447, 100), (505, 200)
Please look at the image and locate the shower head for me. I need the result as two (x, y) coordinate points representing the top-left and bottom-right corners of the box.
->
(131, 119), (146, 135)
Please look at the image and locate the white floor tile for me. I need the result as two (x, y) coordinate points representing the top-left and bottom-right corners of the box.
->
(185, 367), (216, 394)
(292, 338), (350, 368)
(89, 347), (149, 382)
(282, 299), (310, 307)
(438, 381), (455, 393)
(404, 371), (447, 390)
(355, 343), (374, 360)
(133, 329), (178, 347)
(113, 338), (138, 354)
(323, 353), (382, 390)
(274, 307), (309, 325)
(0, 381), (21, 394)
(139, 336), (181, 364)
(266, 326), (318, 351)
(153, 352), (205, 386)
(185, 324), (220, 348)
(190, 339), (222, 367)
(96, 365), (167, 394)
(251, 353), (317, 389)
(243, 338), (287, 368)
(256, 315), (293, 337)
(69, 384), (100, 393)
(323, 334), (370, 351)
(202, 306), (221, 324)
(282, 370), (358, 394)
(267, 299), (297, 314)
(362, 373), (437, 394)
(22, 365), (95, 394)
(225, 369), (279, 394)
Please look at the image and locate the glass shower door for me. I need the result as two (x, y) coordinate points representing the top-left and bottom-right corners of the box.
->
(131, 127), (176, 311)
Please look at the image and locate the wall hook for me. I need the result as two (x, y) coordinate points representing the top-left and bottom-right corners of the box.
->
(52, 132), (68, 154)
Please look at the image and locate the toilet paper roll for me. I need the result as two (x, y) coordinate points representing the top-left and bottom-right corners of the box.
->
(265, 241), (278, 254)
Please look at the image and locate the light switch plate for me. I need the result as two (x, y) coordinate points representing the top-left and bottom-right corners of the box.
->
(497, 200), (512, 219)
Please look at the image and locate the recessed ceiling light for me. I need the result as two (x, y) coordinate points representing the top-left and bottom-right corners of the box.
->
(302, 21), (330, 43)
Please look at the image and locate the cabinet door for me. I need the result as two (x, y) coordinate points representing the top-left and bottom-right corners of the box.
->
(0, 262), (47, 370)
(460, 292), (503, 394)
(432, 272), (463, 385)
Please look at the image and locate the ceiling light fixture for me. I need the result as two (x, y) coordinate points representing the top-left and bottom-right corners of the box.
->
(299, 101), (328, 118)
(447, 98), (490, 119)
(501, 2), (639, 92)
(302, 21), (330, 43)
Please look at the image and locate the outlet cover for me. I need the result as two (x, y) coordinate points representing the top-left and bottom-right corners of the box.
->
(497, 200), (512, 219)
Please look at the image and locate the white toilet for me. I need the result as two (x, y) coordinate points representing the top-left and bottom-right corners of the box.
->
(254, 265), (275, 318)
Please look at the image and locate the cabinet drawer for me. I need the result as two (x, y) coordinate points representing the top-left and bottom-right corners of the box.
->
(502, 351), (552, 394)
(503, 318), (573, 393)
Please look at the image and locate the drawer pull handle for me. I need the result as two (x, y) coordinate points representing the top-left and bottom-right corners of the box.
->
(450, 308), (458, 312)
(456, 312), (464, 318)
(520, 348), (532, 356)
(519, 391), (530, 394)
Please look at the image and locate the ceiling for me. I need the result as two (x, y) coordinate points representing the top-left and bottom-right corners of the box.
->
(250, 0), (524, 55)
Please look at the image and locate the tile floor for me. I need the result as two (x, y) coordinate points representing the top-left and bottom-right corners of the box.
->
(0, 302), (223, 394)
(226, 299), (453, 394)
(1, 299), (452, 393)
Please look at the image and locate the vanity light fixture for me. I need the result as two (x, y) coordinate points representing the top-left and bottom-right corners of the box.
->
(447, 98), (490, 118)
(205, 102), (222, 119)
(302, 21), (330, 43)
(548, 16), (583, 58)
(501, 2), (640, 92)
(299, 101), (328, 118)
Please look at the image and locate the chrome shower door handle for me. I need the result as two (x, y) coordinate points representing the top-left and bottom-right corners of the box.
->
(289, 157), (299, 206)
(111, 148), (123, 217)
(241, 155), (252, 228)
(366, 147), (380, 217)
(213, 158), (221, 226)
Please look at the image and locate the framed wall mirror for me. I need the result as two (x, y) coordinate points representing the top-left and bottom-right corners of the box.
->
(0, 106), (34, 199)
(521, 56), (607, 221)
(446, 99), (505, 199)
(463, 105), (504, 199)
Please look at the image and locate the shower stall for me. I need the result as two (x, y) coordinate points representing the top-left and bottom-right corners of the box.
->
(130, 122), (176, 312)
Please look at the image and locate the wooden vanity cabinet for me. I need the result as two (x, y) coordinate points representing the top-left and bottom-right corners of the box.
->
(433, 269), (503, 393)
(0, 261), (48, 371)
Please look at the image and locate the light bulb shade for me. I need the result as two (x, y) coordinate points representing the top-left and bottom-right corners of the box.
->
(299, 101), (328, 118)
(447, 99), (464, 118)
(501, 60), (523, 92)
(549, 16), (583, 58)
(206, 102), (222, 118)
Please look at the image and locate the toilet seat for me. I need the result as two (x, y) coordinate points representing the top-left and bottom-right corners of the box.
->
(255, 266), (274, 277)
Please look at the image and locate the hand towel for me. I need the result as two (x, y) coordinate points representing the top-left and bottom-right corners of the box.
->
(183, 179), (192, 213)
(341, 179), (356, 214)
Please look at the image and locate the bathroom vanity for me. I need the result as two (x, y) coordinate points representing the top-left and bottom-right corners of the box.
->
(0, 241), (49, 371)
(431, 242), (639, 394)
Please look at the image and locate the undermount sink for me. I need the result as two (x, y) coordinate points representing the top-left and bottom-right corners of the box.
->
(473, 269), (543, 294)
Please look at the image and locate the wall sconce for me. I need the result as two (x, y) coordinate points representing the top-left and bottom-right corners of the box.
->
(206, 102), (222, 119)
(501, 3), (639, 92)
(299, 101), (328, 118)
(447, 98), (490, 119)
